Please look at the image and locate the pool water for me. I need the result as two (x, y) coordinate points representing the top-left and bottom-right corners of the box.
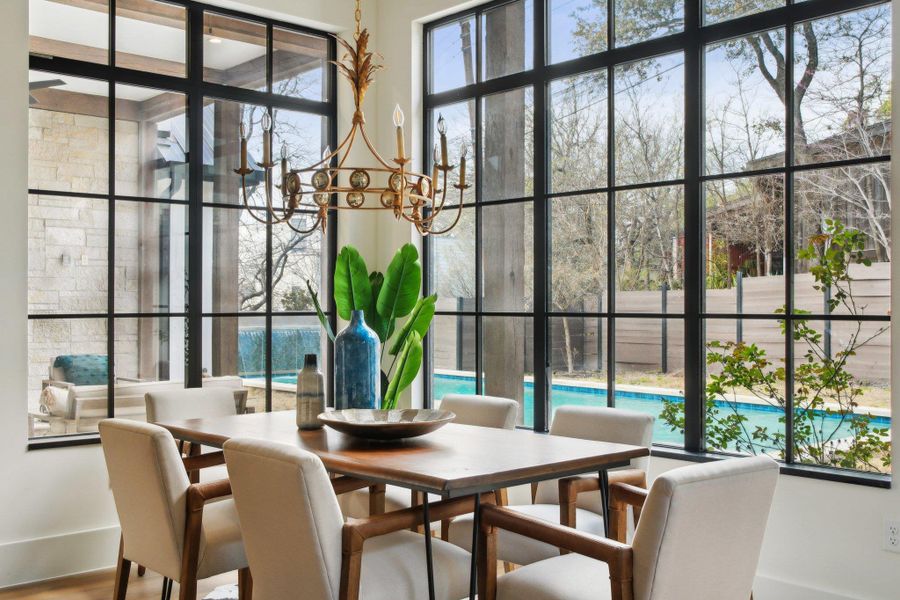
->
(269, 373), (890, 449)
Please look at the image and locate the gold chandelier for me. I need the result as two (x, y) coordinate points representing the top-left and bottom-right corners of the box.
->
(233, 0), (467, 236)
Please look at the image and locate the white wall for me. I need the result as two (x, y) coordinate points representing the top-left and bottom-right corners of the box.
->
(2, 0), (900, 596)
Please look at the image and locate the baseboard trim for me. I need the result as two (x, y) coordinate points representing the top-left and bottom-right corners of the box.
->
(0, 525), (120, 589)
(755, 574), (868, 600)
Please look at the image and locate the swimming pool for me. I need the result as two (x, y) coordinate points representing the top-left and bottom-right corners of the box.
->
(268, 372), (891, 448)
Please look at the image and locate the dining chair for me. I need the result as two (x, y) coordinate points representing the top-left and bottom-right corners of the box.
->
(223, 436), (474, 600)
(477, 455), (779, 600)
(447, 405), (653, 565)
(99, 419), (250, 600)
(340, 393), (519, 520)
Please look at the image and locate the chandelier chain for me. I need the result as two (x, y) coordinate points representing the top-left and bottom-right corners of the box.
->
(354, 0), (361, 40)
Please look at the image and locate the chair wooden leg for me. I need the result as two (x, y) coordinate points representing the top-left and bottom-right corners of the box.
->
(477, 522), (497, 600)
(238, 568), (253, 600)
(137, 565), (146, 577)
(368, 483), (385, 516)
(440, 518), (451, 541)
(114, 537), (131, 600)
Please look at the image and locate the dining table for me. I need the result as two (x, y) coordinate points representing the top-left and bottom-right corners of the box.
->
(159, 410), (650, 600)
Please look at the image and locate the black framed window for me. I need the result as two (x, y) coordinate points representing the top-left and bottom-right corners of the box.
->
(27, 0), (337, 446)
(424, 0), (891, 485)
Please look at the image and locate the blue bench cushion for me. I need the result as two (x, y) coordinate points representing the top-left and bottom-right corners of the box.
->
(53, 354), (109, 386)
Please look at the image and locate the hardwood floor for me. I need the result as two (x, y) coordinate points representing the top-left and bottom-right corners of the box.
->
(0, 569), (238, 600)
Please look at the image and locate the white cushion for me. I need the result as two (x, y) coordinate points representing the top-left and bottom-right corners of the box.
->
(196, 499), (248, 579)
(448, 503), (604, 565)
(497, 553), (610, 600)
(359, 530), (471, 600)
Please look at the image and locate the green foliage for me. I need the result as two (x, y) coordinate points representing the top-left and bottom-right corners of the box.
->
(309, 243), (436, 409)
(661, 220), (891, 472)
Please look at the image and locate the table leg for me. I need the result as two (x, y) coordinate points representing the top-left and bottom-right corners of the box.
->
(469, 493), (481, 600)
(599, 469), (610, 538)
(422, 495), (436, 600)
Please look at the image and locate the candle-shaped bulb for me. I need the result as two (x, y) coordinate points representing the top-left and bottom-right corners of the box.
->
(433, 144), (440, 164)
(239, 122), (247, 139)
(261, 112), (272, 131)
(436, 114), (447, 135)
(322, 145), (331, 162)
(459, 143), (467, 183)
(281, 143), (288, 160)
(394, 104), (406, 159)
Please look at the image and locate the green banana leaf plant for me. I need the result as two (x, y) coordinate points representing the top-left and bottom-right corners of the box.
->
(307, 243), (436, 410)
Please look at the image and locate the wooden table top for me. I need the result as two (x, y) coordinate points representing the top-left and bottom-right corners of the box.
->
(159, 411), (650, 497)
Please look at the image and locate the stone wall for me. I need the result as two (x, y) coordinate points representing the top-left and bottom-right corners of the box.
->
(27, 108), (142, 405)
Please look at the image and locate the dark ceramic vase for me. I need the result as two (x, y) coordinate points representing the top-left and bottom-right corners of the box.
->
(334, 310), (380, 410)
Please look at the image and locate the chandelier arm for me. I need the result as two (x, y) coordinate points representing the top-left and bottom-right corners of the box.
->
(263, 167), (297, 225)
(284, 211), (323, 235)
(421, 198), (464, 236)
(238, 174), (276, 225)
(336, 124), (360, 170)
(358, 121), (398, 170)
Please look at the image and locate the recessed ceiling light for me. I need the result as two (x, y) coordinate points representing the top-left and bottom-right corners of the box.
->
(207, 26), (222, 44)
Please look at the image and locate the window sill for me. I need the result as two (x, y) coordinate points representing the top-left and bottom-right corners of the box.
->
(28, 433), (101, 451)
(651, 447), (891, 489)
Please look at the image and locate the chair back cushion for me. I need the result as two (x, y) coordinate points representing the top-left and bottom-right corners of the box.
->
(438, 394), (518, 429)
(98, 419), (191, 579)
(632, 455), (779, 600)
(52, 354), (108, 385)
(145, 387), (237, 423)
(223, 437), (344, 600)
(535, 405), (654, 511)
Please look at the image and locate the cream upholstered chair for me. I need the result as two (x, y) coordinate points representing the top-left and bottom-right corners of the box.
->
(146, 387), (239, 484)
(341, 393), (519, 519)
(448, 405), (653, 565)
(99, 419), (249, 600)
(478, 455), (779, 600)
(223, 436), (473, 600)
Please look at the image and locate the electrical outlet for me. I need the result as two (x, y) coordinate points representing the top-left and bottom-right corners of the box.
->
(883, 519), (900, 553)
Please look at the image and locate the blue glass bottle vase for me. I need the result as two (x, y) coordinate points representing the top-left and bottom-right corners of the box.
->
(334, 310), (380, 410)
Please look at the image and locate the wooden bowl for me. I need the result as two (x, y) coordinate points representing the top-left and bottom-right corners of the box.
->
(317, 408), (456, 440)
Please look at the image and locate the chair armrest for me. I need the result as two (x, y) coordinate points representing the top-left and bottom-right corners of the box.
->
(478, 504), (633, 600)
(188, 479), (233, 506)
(181, 478), (233, 595)
(558, 469), (647, 534)
(610, 482), (648, 511)
(182, 451), (226, 473)
(339, 494), (494, 600)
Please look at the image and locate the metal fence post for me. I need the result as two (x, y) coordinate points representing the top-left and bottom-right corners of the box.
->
(661, 283), (668, 374)
(736, 270), (743, 344)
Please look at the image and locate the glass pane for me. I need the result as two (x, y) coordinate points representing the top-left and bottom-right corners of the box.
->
(203, 316), (266, 413)
(482, 87), (533, 202)
(29, 72), (109, 195)
(28, 318), (108, 438)
(704, 30), (786, 176)
(203, 207), (268, 313)
(550, 315), (608, 418)
(482, 0), (533, 80)
(550, 70), (608, 193)
(615, 185), (685, 313)
(614, 53), (684, 185)
(793, 165), (891, 316)
(270, 315), (329, 410)
(274, 28), (330, 101)
(482, 202), (533, 312)
(701, 319), (785, 456)
(114, 317), (186, 385)
(615, 318), (684, 446)
(431, 207), (475, 307)
(271, 213), (327, 312)
(793, 319), (890, 473)
(483, 316), (529, 425)
(272, 108), (328, 195)
(115, 0), (186, 77)
(115, 201), (187, 314)
(548, 0), (607, 64)
(431, 101), (476, 206)
(115, 84), (187, 200)
(704, 0), (783, 25)
(203, 99), (267, 206)
(29, 0), (108, 64)
(705, 175), (785, 314)
(615, 0), (683, 47)
(551, 195), (607, 313)
(429, 16), (476, 93)
(794, 6), (891, 165)
(204, 13), (267, 90)
(431, 315), (477, 407)
(28, 195), (107, 315)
